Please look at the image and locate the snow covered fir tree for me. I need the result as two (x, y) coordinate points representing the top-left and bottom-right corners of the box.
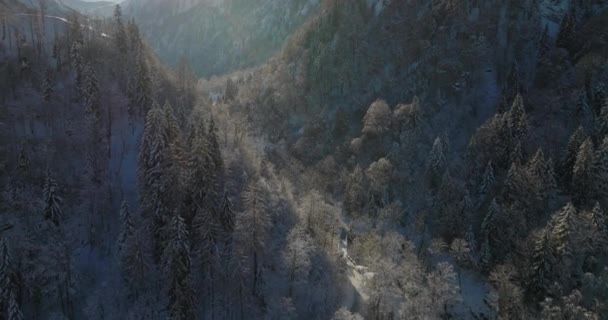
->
(2, 0), (608, 319)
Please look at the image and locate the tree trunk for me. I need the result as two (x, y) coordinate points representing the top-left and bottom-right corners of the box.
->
(65, 246), (74, 320)
(239, 283), (244, 320)
(210, 264), (215, 320)
(458, 266), (463, 295)
(252, 250), (258, 295)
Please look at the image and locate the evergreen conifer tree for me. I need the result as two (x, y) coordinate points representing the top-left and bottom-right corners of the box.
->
(427, 137), (447, 188)
(114, 5), (128, 55)
(537, 24), (551, 61)
(479, 160), (495, 195)
(529, 229), (555, 296)
(117, 199), (133, 254)
(593, 136), (608, 199)
(43, 170), (62, 226)
(589, 203), (608, 260)
(41, 68), (52, 103)
(556, 7), (576, 52)
(560, 126), (586, 184)
(572, 138), (594, 203)
(507, 94), (527, 144)
(551, 203), (578, 256)
(163, 213), (194, 320)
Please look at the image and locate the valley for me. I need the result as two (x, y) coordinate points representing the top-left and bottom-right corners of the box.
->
(1, 0), (608, 319)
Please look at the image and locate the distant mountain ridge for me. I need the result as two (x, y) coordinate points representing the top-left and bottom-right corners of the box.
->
(0, 0), (117, 17)
(57, 0), (116, 15)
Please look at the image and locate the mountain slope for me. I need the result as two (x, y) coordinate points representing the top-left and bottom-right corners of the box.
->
(213, 0), (608, 318)
(122, 0), (320, 77)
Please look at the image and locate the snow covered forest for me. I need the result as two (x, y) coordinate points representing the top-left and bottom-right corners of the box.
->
(1, 0), (608, 319)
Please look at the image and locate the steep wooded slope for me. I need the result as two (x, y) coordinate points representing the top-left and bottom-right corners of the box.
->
(122, 0), (320, 77)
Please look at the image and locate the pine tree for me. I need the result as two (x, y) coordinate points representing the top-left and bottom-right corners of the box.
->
(127, 19), (143, 52)
(138, 103), (169, 194)
(458, 188), (473, 223)
(133, 52), (152, 116)
(163, 213), (194, 320)
(206, 117), (224, 198)
(82, 63), (100, 118)
(0, 239), (23, 320)
(507, 94), (527, 144)
(504, 63), (521, 104)
(480, 234), (492, 272)
(481, 199), (500, 239)
(590, 203), (607, 253)
(17, 144), (29, 173)
(465, 225), (477, 257)
(163, 101), (181, 143)
(121, 232), (148, 294)
(427, 136), (447, 188)
(117, 199), (133, 254)
(138, 103), (179, 260)
(207, 118), (223, 175)
(41, 68), (52, 103)
(218, 194), (235, 234)
(52, 37), (59, 59)
(537, 24), (551, 60)
(479, 160), (495, 195)
(510, 140), (524, 166)
(7, 289), (23, 320)
(572, 138), (594, 203)
(575, 93), (593, 128)
(556, 7), (576, 52)
(593, 136), (608, 199)
(184, 117), (215, 230)
(193, 204), (221, 266)
(528, 148), (547, 180)
(69, 41), (83, 93)
(529, 229), (556, 296)
(503, 162), (527, 200)
(43, 170), (62, 226)
(528, 148), (550, 200)
(235, 180), (271, 295)
(0, 238), (11, 311)
(185, 111), (205, 149)
(551, 203), (578, 256)
(596, 101), (608, 138)
(545, 158), (558, 200)
(114, 5), (128, 55)
(593, 86), (607, 116)
(560, 126), (586, 184)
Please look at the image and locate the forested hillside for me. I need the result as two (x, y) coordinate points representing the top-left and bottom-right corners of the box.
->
(0, 2), (344, 319)
(213, 0), (608, 318)
(2, 0), (608, 319)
